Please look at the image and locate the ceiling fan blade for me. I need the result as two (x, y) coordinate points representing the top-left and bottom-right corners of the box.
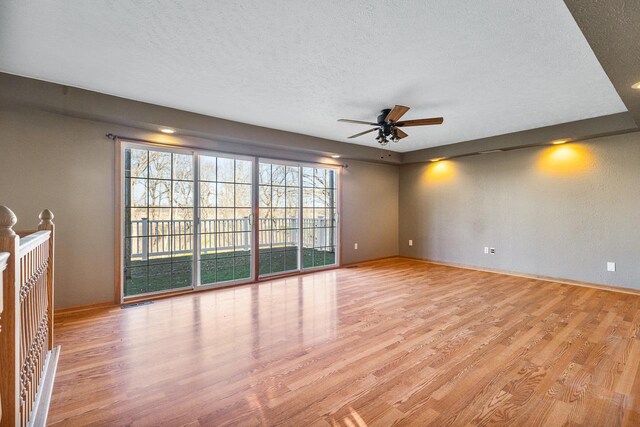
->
(338, 119), (378, 126)
(348, 128), (379, 139)
(395, 117), (444, 127)
(385, 105), (410, 123)
(395, 128), (408, 139)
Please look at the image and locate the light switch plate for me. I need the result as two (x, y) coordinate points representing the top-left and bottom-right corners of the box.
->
(607, 262), (616, 272)
(409, 240), (413, 246)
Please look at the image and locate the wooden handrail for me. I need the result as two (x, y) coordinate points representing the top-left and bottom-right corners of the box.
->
(17, 231), (50, 259)
(0, 206), (58, 427)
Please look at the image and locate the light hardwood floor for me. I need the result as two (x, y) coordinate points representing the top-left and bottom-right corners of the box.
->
(48, 258), (640, 426)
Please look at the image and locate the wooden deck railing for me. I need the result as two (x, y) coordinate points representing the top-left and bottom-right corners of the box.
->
(0, 206), (59, 427)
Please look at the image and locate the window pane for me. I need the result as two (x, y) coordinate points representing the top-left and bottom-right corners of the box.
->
(173, 181), (193, 207)
(199, 156), (217, 181)
(236, 160), (252, 184)
(286, 166), (300, 186)
(314, 188), (329, 208)
(148, 262), (172, 292)
(148, 180), (171, 207)
(200, 182), (217, 207)
(271, 250), (285, 274)
(272, 164), (286, 186)
(302, 167), (314, 187)
(314, 168), (326, 187)
(130, 179), (148, 207)
(272, 186), (287, 208)
(259, 186), (271, 207)
(217, 157), (235, 182)
(216, 183), (235, 207)
(128, 149), (148, 178)
(234, 256), (250, 280)
(173, 153), (193, 181)
(148, 151), (172, 179)
(171, 262), (192, 289)
(235, 184), (251, 208)
(286, 188), (299, 208)
(200, 233), (217, 255)
(172, 208), (193, 235)
(314, 249), (325, 267)
(172, 233), (192, 257)
(259, 163), (271, 185)
(200, 258), (216, 284)
(259, 252), (271, 275)
(124, 266), (148, 297)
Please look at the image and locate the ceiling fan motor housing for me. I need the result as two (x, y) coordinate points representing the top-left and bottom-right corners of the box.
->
(378, 109), (393, 136)
(378, 109), (392, 125)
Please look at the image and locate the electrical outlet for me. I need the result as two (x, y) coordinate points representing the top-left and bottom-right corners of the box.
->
(409, 240), (413, 246)
(484, 247), (489, 254)
(607, 262), (616, 272)
(490, 248), (496, 255)
(354, 243), (358, 250)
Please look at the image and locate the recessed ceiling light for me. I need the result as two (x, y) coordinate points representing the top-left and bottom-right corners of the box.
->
(632, 81), (640, 89)
(551, 139), (569, 145)
(430, 157), (445, 162)
(160, 127), (175, 134)
(331, 155), (341, 158)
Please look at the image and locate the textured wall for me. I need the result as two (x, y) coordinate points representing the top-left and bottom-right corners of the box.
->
(399, 132), (640, 289)
(0, 107), (399, 308)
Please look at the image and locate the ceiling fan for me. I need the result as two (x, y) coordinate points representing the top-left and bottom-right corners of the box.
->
(338, 105), (443, 146)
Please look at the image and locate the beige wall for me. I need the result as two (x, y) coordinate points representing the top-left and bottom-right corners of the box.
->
(341, 160), (399, 264)
(0, 107), (399, 308)
(399, 132), (640, 290)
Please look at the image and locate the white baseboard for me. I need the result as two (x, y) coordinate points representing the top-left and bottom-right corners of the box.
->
(29, 345), (61, 427)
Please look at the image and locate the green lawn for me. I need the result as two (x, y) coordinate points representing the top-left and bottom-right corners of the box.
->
(124, 247), (336, 296)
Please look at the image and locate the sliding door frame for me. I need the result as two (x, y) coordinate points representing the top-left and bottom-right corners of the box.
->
(118, 140), (199, 301)
(194, 150), (257, 291)
(116, 139), (341, 304)
(255, 158), (342, 278)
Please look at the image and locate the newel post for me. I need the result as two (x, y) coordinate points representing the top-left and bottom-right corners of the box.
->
(38, 209), (55, 351)
(0, 206), (21, 426)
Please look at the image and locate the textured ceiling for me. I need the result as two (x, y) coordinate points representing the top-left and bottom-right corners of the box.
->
(0, 0), (627, 152)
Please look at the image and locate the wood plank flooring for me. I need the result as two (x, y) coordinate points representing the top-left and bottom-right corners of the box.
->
(48, 258), (640, 426)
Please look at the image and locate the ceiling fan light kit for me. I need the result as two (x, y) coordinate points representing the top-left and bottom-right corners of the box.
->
(338, 105), (444, 147)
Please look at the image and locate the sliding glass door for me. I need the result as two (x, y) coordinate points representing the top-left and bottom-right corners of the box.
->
(258, 161), (339, 278)
(258, 162), (301, 276)
(197, 154), (253, 286)
(124, 146), (195, 296)
(302, 166), (338, 268)
(122, 142), (339, 299)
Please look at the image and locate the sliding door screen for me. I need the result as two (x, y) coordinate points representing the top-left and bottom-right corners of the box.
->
(124, 146), (195, 296)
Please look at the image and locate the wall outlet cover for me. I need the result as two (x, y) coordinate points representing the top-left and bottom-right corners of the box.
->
(409, 240), (413, 246)
(354, 243), (358, 250)
(484, 247), (489, 254)
(490, 248), (496, 254)
(607, 262), (616, 272)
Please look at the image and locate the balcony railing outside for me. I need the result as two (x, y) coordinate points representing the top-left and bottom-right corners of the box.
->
(128, 217), (336, 260)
